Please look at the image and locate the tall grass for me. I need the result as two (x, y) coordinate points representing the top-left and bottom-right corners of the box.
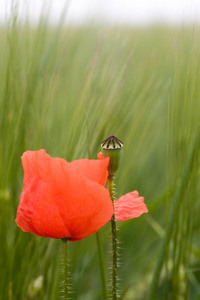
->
(0, 8), (200, 300)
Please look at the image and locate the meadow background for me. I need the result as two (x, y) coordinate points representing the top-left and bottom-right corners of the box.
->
(0, 6), (200, 300)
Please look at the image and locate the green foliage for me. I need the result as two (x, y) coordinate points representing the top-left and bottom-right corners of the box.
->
(0, 9), (200, 300)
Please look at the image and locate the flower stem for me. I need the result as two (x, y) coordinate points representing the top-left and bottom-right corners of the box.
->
(96, 231), (108, 300)
(108, 175), (118, 300)
(62, 238), (69, 300)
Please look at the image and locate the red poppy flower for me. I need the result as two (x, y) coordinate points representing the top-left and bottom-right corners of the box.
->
(15, 150), (113, 241)
(97, 152), (148, 221)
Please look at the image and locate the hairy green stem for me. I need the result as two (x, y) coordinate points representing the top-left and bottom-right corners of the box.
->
(96, 231), (108, 300)
(62, 238), (69, 300)
(108, 176), (118, 300)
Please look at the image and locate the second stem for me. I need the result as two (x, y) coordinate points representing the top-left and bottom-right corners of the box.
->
(108, 176), (118, 300)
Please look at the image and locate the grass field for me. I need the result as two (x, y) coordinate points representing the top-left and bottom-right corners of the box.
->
(0, 8), (200, 300)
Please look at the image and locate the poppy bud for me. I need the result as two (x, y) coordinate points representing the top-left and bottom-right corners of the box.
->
(101, 135), (123, 177)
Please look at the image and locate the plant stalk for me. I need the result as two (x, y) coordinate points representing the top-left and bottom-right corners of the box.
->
(108, 175), (118, 300)
(62, 238), (69, 300)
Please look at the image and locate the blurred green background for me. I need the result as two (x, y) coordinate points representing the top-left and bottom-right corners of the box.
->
(0, 7), (200, 300)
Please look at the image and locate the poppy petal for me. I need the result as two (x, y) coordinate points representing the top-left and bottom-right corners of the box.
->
(97, 152), (106, 161)
(114, 191), (148, 222)
(16, 177), (41, 235)
(21, 149), (51, 188)
(70, 157), (109, 186)
(16, 179), (71, 238)
(16, 151), (71, 238)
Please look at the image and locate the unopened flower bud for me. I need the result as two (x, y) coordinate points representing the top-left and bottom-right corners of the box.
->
(101, 135), (123, 177)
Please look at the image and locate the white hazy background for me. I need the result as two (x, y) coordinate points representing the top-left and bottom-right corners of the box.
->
(1, 0), (200, 26)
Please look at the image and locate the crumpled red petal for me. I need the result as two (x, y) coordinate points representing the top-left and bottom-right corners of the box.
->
(70, 156), (109, 186)
(15, 150), (113, 240)
(114, 191), (148, 222)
